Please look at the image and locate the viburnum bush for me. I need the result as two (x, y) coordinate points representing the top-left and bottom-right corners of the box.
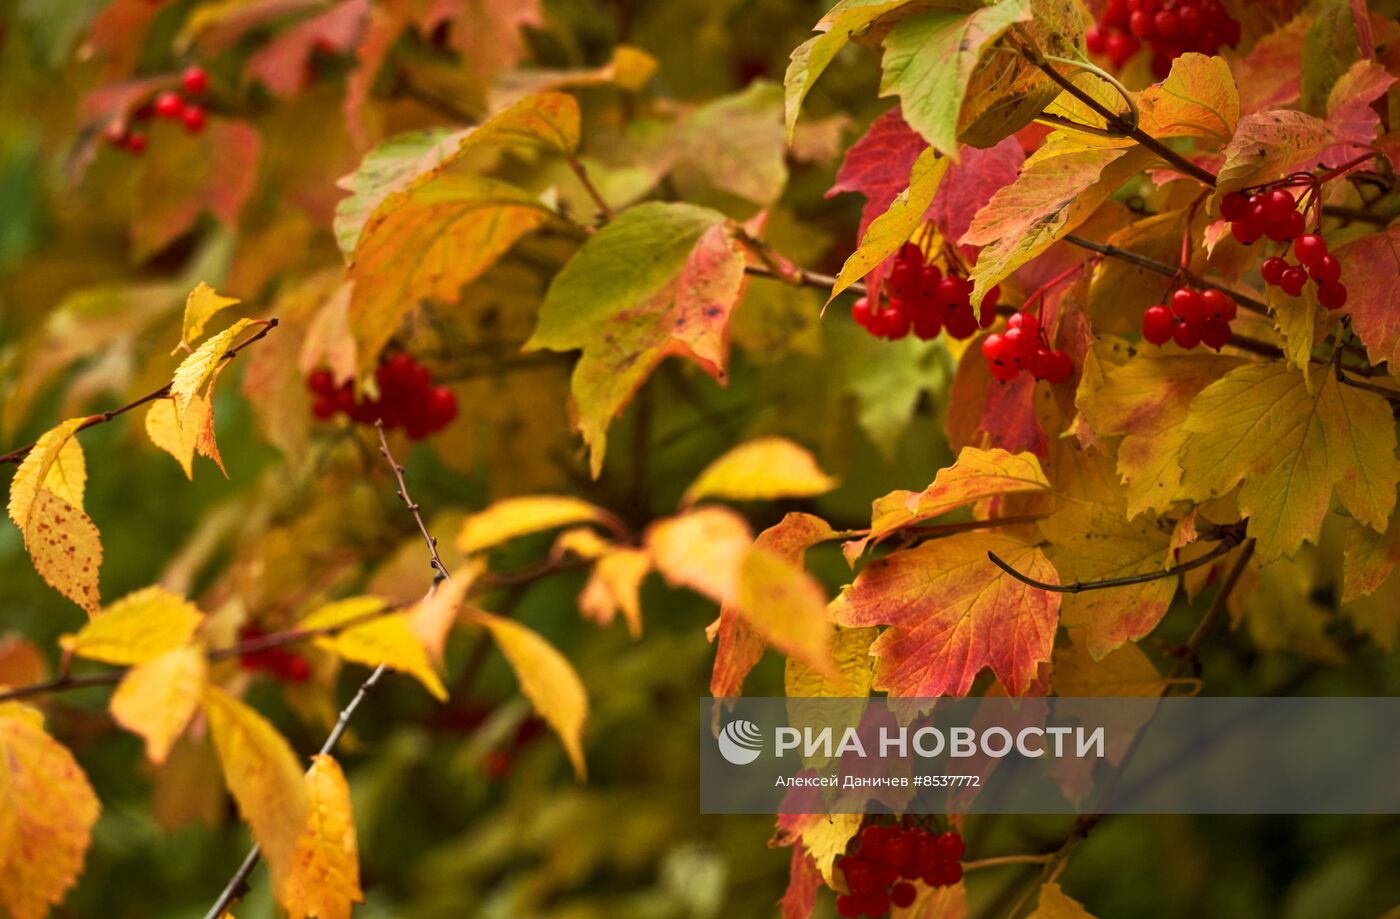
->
(1, 0), (1399, 917)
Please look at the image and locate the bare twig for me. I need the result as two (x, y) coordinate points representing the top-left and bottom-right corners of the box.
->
(565, 155), (616, 222)
(1166, 538), (1255, 681)
(744, 261), (867, 298)
(0, 319), (279, 465)
(987, 525), (1243, 593)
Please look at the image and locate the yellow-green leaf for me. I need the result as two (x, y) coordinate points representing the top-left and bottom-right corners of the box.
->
(301, 597), (447, 701)
(829, 147), (949, 302)
(61, 585), (203, 665)
(1179, 362), (1400, 560)
(785, 0), (909, 140)
(177, 282), (241, 352)
(280, 755), (363, 919)
(171, 318), (258, 417)
(0, 706), (101, 919)
(202, 686), (310, 891)
(110, 643), (207, 764)
(457, 495), (618, 554)
(683, 436), (837, 505)
(464, 607), (589, 778)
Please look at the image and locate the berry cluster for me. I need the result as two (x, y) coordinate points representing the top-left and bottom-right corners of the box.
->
(1087, 0), (1239, 75)
(1141, 287), (1236, 349)
(980, 312), (1074, 384)
(1221, 188), (1307, 246)
(104, 66), (209, 155)
(834, 822), (964, 917)
(237, 624), (311, 683)
(852, 244), (998, 342)
(1262, 235), (1348, 309)
(306, 353), (459, 440)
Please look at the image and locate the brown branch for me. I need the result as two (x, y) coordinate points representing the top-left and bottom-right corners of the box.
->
(565, 155), (616, 222)
(1320, 204), (1390, 227)
(987, 525), (1243, 593)
(744, 261), (868, 298)
(0, 319), (279, 465)
(1166, 538), (1255, 681)
(1062, 234), (1267, 314)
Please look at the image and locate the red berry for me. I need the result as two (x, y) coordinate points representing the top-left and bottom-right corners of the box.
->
(982, 333), (1006, 361)
(862, 888), (890, 916)
(427, 386), (457, 429)
(1142, 304), (1174, 344)
(307, 368), (334, 394)
(1318, 281), (1348, 310)
(1200, 289), (1235, 322)
(181, 104), (206, 133)
(1170, 288), (1203, 321)
(1002, 327), (1031, 364)
(884, 832), (914, 869)
(913, 314), (942, 340)
(182, 65), (209, 95)
(1261, 256), (1288, 286)
(1219, 192), (1249, 222)
(1282, 210), (1305, 240)
(936, 832), (965, 862)
(125, 132), (147, 154)
(154, 90), (185, 119)
(1086, 26), (1107, 53)
(1221, 16), (1240, 45)
(944, 306), (977, 340)
(989, 359), (1021, 382)
(282, 655), (311, 682)
(311, 395), (335, 420)
(1105, 31), (1139, 67)
(883, 302), (912, 340)
(1178, 5), (1204, 35)
(935, 276), (965, 308)
(1173, 320), (1201, 349)
(891, 881), (917, 909)
(1129, 9), (1154, 36)
(1042, 349), (1075, 384)
(1293, 233), (1328, 267)
(1153, 9), (1180, 37)
(1230, 220), (1262, 245)
(1008, 311), (1040, 337)
(1310, 254), (1341, 285)
(835, 894), (861, 918)
(845, 861), (876, 894)
(1261, 189), (1295, 224)
(1200, 319), (1232, 350)
(1105, 0), (1130, 26)
(852, 296), (874, 330)
(1280, 266), (1308, 296)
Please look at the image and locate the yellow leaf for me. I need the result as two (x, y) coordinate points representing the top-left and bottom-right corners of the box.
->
(829, 147), (949, 301)
(301, 597), (447, 701)
(7, 417), (87, 529)
(0, 706), (100, 919)
(1136, 53), (1240, 143)
(734, 545), (836, 680)
(646, 507), (754, 605)
(280, 755), (363, 919)
(1028, 882), (1097, 918)
(178, 282), (241, 352)
(1053, 640), (1164, 697)
(682, 437), (837, 505)
(802, 813), (863, 883)
(23, 490), (104, 615)
(457, 495), (618, 554)
(464, 608), (589, 778)
(110, 643), (207, 764)
(202, 686), (310, 891)
(409, 574), (474, 668)
(170, 317), (257, 417)
(145, 398), (196, 479)
(1179, 363), (1400, 560)
(578, 548), (650, 637)
(61, 585), (203, 664)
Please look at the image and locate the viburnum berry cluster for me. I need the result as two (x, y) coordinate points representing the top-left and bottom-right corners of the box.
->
(306, 352), (459, 440)
(237, 624), (311, 683)
(981, 312), (1073, 383)
(834, 821), (964, 917)
(1260, 234), (1347, 308)
(104, 65), (209, 155)
(1087, 0), (1239, 75)
(1221, 187), (1306, 246)
(852, 243), (998, 342)
(1141, 286), (1236, 349)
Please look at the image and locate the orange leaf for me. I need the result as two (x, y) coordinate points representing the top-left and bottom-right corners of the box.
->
(110, 643), (207, 764)
(0, 705), (101, 919)
(830, 533), (1059, 697)
(280, 755), (363, 919)
(647, 506), (754, 606)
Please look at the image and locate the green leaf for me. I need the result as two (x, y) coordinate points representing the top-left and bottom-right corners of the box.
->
(878, 0), (1032, 158)
(784, 0), (913, 140)
(673, 82), (788, 206)
(526, 202), (745, 476)
(1300, 0), (1363, 114)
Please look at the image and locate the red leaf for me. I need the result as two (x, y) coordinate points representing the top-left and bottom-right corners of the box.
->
(1337, 226), (1400, 368)
(246, 0), (369, 97)
(780, 846), (823, 919)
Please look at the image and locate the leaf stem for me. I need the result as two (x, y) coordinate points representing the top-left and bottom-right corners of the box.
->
(565, 155), (616, 222)
(987, 525), (1242, 593)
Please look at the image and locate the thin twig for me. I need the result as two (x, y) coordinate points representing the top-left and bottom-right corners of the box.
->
(1166, 538), (1255, 681)
(1062, 235), (1266, 314)
(987, 527), (1242, 593)
(565, 155), (616, 222)
(744, 261), (867, 298)
(0, 319), (279, 465)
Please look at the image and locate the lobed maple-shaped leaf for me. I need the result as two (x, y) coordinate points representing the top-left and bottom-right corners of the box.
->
(1178, 362), (1400, 560)
(110, 643), (207, 764)
(463, 607), (589, 778)
(527, 203), (748, 476)
(830, 532), (1060, 697)
(784, 0), (911, 140)
(246, 0), (369, 97)
(203, 686), (310, 892)
(0, 705), (101, 919)
(1336, 226), (1400, 369)
(133, 119), (260, 261)
(1077, 347), (1246, 518)
(62, 584), (203, 665)
(1232, 13), (1311, 115)
(683, 436), (836, 506)
(348, 174), (556, 373)
(878, 0), (1032, 158)
(280, 755), (364, 919)
(672, 82), (789, 206)
(1299, 0), (1369, 114)
(334, 91), (580, 257)
(1136, 53), (1240, 144)
(457, 495), (619, 554)
(301, 597), (447, 700)
(1343, 512), (1400, 604)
